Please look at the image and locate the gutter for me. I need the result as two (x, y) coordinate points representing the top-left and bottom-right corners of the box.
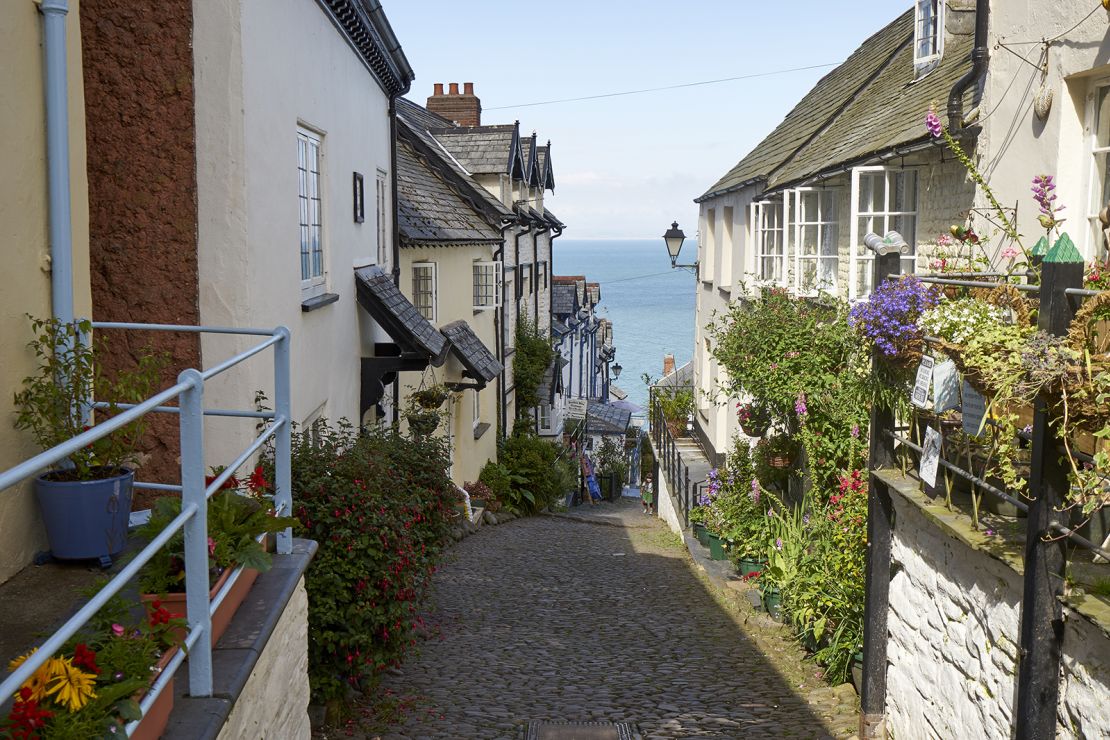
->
(532, 218), (549, 328)
(513, 219), (532, 331)
(40, 0), (74, 328)
(495, 220), (514, 439)
(365, 0), (414, 95)
(947, 0), (989, 131)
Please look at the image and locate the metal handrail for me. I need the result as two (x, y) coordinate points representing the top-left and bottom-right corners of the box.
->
(0, 321), (293, 735)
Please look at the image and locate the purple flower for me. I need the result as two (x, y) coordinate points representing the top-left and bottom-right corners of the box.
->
(849, 276), (941, 357)
(850, 424), (860, 439)
(925, 108), (943, 138)
(1032, 174), (1065, 227)
(795, 393), (808, 417)
(775, 538), (783, 550)
(803, 514), (810, 525)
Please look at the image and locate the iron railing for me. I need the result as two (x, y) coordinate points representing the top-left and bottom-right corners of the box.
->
(0, 321), (292, 736)
(649, 385), (702, 528)
(861, 247), (1109, 739)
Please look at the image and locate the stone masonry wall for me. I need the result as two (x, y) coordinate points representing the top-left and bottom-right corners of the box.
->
(218, 576), (311, 740)
(886, 491), (1110, 739)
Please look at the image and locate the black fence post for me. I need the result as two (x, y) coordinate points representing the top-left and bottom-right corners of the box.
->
(860, 243), (902, 739)
(1015, 250), (1084, 739)
(683, 466), (690, 529)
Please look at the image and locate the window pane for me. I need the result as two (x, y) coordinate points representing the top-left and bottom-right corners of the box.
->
(818, 256), (837, 291)
(857, 216), (878, 255)
(1092, 151), (1110, 217)
(891, 171), (917, 212)
(802, 225), (818, 255)
(800, 261), (817, 290)
(1097, 86), (1110, 148)
(857, 260), (873, 296)
(821, 222), (839, 257)
(892, 214), (917, 251)
(859, 173), (882, 213)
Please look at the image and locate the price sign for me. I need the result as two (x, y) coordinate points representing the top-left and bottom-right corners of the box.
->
(911, 356), (935, 408)
(566, 399), (588, 420)
(933, 359), (960, 412)
(961, 382), (987, 436)
(919, 426), (942, 488)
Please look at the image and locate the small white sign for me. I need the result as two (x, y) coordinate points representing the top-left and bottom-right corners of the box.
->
(911, 356), (936, 409)
(566, 399), (588, 420)
(919, 426), (942, 488)
(933, 360), (960, 413)
(961, 382), (987, 436)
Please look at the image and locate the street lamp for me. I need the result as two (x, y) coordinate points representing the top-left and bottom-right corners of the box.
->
(612, 362), (622, 380)
(663, 221), (697, 272)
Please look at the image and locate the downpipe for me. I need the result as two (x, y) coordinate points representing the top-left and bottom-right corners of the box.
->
(41, 0), (74, 327)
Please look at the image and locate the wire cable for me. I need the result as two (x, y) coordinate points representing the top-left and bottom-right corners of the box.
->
(1003, 3), (1103, 45)
(485, 63), (839, 111)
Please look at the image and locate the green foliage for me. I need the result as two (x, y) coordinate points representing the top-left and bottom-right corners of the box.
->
(279, 419), (455, 704)
(594, 437), (628, 481)
(13, 316), (168, 480)
(656, 386), (694, 430)
(498, 430), (569, 514)
(513, 319), (555, 414)
(135, 484), (296, 595)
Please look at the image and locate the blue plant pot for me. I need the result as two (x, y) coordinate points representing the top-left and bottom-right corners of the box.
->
(35, 468), (133, 562)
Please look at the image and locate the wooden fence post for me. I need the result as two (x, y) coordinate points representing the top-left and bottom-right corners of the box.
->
(860, 244), (902, 739)
(1015, 243), (1084, 739)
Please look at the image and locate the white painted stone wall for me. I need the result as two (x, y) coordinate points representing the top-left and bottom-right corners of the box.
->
(886, 492), (1110, 739)
(218, 576), (311, 740)
(652, 449), (684, 536)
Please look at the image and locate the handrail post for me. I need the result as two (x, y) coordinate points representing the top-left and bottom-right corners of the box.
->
(273, 327), (293, 555)
(1015, 250), (1084, 739)
(860, 239), (902, 739)
(683, 466), (690, 529)
(179, 368), (212, 697)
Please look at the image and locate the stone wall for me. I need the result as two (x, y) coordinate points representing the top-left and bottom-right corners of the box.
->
(886, 487), (1110, 739)
(218, 576), (311, 740)
(653, 454), (684, 536)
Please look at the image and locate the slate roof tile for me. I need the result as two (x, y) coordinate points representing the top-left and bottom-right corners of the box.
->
(587, 401), (631, 435)
(354, 266), (448, 362)
(396, 138), (502, 245)
(440, 320), (503, 383)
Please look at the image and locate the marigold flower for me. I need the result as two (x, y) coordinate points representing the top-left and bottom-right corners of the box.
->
(45, 657), (97, 712)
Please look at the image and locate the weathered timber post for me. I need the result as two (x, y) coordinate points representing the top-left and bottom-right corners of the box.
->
(1015, 238), (1084, 739)
(860, 233), (905, 739)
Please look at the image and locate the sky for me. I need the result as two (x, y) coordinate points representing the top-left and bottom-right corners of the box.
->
(384, 0), (914, 239)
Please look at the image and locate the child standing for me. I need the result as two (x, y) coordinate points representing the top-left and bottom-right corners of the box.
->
(641, 476), (654, 514)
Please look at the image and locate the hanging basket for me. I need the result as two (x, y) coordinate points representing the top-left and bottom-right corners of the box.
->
(406, 411), (441, 437)
(410, 386), (450, 410)
(971, 284), (1035, 328)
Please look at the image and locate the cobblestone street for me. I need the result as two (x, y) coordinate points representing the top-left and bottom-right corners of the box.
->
(355, 502), (858, 739)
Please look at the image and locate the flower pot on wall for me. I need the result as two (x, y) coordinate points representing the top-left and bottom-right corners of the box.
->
(692, 522), (706, 543)
(34, 467), (134, 565)
(737, 557), (766, 577)
(130, 648), (178, 740)
(761, 586), (782, 619)
(706, 532), (727, 561)
(142, 566), (259, 648)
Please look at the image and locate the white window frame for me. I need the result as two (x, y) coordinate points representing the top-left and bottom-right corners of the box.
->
(472, 388), (481, 429)
(754, 198), (788, 286)
(298, 127), (326, 298)
(720, 206), (734, 288)
(792, 187), (840, 296)
(703, 208), (717, 283)
(913, 0), (944, 70)
(849, 167), (919, 300)
(1084, 77), (1110, 257)
(473, 260), (503, 310)
(412, 262), (437, 323)
(538, 403), (551, 431)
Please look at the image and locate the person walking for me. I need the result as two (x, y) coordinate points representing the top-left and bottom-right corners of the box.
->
(641, 476), (654, 515)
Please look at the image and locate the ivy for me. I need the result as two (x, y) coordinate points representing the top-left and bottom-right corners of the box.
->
(513, 319), (555, 415)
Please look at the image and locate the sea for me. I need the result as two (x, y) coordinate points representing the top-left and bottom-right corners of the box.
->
(553, 239), (695, 416)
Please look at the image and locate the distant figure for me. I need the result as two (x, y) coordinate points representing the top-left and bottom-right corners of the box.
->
(641, 476), (654, 515)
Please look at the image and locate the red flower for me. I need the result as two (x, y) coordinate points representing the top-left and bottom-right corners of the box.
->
(247, 465), (270, 494)
(72, 643), (101, 674)
(8, 687), (53, 738)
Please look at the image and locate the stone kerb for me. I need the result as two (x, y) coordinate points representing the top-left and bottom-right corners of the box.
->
(884, 488), (1110, 739)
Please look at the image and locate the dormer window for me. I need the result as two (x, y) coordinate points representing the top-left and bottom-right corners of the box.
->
(914, 0), (944, 74)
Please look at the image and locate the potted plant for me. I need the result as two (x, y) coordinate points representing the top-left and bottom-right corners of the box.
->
(409, 384), (450, 410)
(403, 408), (441, 437)
(134, 466), (296, 647)
(3, 588), (185, 738)
(736, 401), (771, 438)
(13, 317), (167, 566)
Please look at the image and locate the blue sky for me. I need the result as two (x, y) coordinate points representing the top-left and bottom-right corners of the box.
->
(385, 1), (914, 238)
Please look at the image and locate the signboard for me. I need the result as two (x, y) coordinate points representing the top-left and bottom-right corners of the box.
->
(933, 359), (960, 413)
(566, 399), (588, 420)
(961, 382), (987, 436)
(911, 356), (935, 408)
(919, 426), (942, 488)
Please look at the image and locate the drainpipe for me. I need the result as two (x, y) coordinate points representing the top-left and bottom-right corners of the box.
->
(947, 0), (989, 131)
(496, 221), (513, 439)
(513, 219), (532, 332)
(389, 95), (402, 422)
(41, 0), (74, 328)
(532, 221), (548, 329)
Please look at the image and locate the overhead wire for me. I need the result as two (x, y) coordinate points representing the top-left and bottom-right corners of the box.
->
(484, 63), (839, 111)
(1002, 3), (1104, 45)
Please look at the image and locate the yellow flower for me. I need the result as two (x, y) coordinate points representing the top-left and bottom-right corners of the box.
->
(9, 649), (64, 703)
(44, 657), (97, 712)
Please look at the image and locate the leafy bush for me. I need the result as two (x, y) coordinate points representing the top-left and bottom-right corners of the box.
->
(594, 437), (628, 481)
(275, 420), (455, 705)
(513, 319), (555, 414)
(498, 430), (567, 514)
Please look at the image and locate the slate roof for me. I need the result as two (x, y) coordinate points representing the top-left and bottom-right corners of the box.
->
(587, 401), (632, 435)
(551, 283), (579, 316)
(697, 9), (969, 200)
(396, 99), (514, 222)
(552, 319), (571, 337)
(586, 282), (601, 305)
(396, 139), (503, 246)
(535, 145), (554, 191)
(609, 384), (628, 401)
(429, 123), (525, 178)
(520, 135), (540, 187)
(440, 320), (503, 384)
(354, 266), (449, 364)
(543, 208), (564, 229)
(536, 356), (567, 405)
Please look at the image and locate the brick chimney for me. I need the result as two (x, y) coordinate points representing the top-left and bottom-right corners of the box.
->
(662, 354), (675, 377)
(426, 82), (481, 127)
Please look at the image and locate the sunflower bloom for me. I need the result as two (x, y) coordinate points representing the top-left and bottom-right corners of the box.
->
(9, 649), (64, 703)
(45, 657), (97, 712)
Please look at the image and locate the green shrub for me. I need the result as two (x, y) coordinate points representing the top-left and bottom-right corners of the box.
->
(499, 430), (565, 513)
(513, 319), (555, 414)
(478, 460), (511, 503)
(274, 419), (454, 705)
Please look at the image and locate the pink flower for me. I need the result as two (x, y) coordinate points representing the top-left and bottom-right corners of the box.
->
(925, 108), (943, 138)
(208, 536), (217, 556)
(111, 623), (125, 636)
(1000, 245), (1020, 260)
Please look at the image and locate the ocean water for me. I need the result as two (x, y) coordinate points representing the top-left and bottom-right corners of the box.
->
(553, 239), (695, 414)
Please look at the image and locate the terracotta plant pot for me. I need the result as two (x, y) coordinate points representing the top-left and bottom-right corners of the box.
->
(142, 565), (259, 648)
(130, 648), (177, 740)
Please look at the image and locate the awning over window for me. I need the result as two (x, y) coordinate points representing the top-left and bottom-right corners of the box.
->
(537, 356), (567, 406)
(439, 320), (502, 387)
(354, 265), (450, 415)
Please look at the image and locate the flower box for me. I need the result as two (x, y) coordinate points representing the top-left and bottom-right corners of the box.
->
(706, 532), (728, 561)
(141, 565), (259, 648)
(130, 648), (177, 740)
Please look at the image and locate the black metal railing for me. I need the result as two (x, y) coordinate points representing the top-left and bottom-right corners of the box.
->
(860, 245), (1109, 739)
(649, 386), (701, 528)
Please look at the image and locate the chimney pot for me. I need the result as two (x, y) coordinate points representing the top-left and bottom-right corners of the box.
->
(433, 83), (444, 96)
(449, 82), (460, 95)
(463, 82), (474, 95)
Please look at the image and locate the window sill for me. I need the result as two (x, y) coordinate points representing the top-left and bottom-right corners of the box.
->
(717, 285), (732, 296)
(473, 422), (490, 440)
(301, 293), (340, 312)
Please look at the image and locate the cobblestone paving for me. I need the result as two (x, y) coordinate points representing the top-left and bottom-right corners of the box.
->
(364, 504), (857, 739)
